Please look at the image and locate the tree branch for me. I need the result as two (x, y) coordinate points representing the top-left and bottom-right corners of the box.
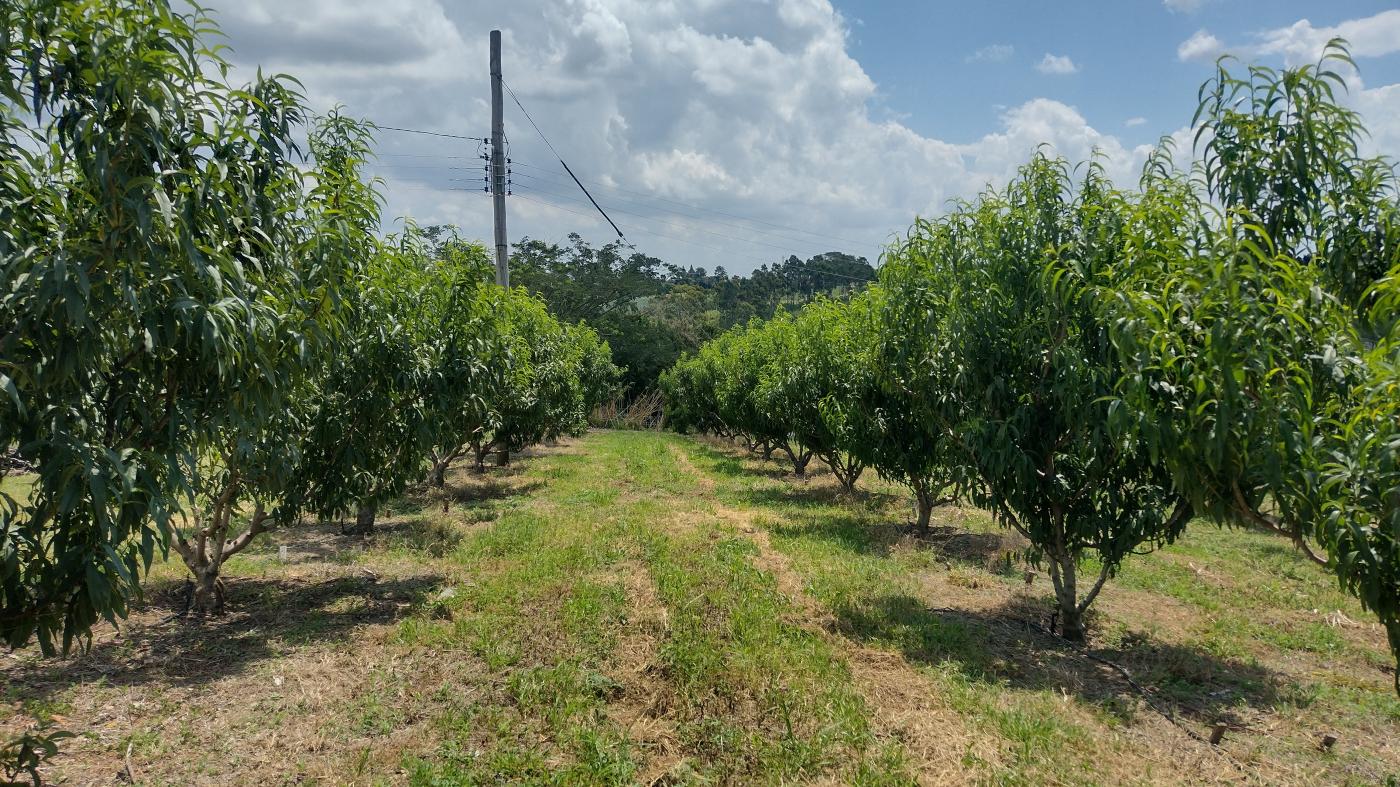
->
(221, 504), (271, 561)
(1231, 482), (1327, 566)
(1076, 559), (1114, 616)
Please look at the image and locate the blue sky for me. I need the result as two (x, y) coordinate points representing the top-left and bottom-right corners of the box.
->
(213, 0), (1400, 273)
(842, 1), (1400, 144)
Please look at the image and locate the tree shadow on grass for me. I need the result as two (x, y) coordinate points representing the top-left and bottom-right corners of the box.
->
(686, 443), (796, 481)
(766, 509), (1018, 572)
(768, 513), (903, 558)
(1, 573), (443, 703)
(832, 591), (1284, 726)
(444, 478), (545, 508)
(733, 483), (905, 512)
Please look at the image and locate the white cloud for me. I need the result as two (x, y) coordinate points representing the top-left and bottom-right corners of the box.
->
(1177, 10), (1400, 66)
(196, 1), (1398, 274)
(967, 44), (1014, 63)
(1177, 29), (1224, 61)
(1251, 10), (1400, 64)
(1163, 0), (1210, 13)
(1125, 116), (1147, 127)
(1035, 53), (1078, 75)
(1174, 10), (1400, 160)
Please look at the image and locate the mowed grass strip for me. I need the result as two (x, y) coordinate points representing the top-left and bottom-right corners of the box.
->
(677, 435), (1400, 786)
(398, 430), (913, 785)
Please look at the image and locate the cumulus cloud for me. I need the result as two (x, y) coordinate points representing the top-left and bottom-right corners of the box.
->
(1177, 29), (1224, 61)
(1174, 10), (1400, 161)
(1035, 53), (1078, 75)
(1125, 116), (1147, 127)
(1163, 0), (1211, 13)
(967, 44), (1014, 63)
(193, 1), (1395, 273)
(1177, 10), (1400, 65)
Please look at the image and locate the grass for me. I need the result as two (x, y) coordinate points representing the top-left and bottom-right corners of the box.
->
(1, 431), (1397, 785)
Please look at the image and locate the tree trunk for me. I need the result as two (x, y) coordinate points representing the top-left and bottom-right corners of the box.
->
(842, 464), (863, 494)
(823, 454), (863, 494)
(779, 442), (811, 476)
(472, 443), (489, 473)
(1048, 553), (1085, 643)
(189, 565), (225, 615)
(429, 460), (449, 488)
(353, 503), (377, 534)
(792, 451), (811, 477)
(913, 481), (934, 534)
(496, 449), (509, 467)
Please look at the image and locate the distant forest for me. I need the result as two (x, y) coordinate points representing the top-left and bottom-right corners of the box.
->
(504, 233), (876, 392)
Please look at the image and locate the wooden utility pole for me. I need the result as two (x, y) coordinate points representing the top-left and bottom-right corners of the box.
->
(490, 29), (509, 287)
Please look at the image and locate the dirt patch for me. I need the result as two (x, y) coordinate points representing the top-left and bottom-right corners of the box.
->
(668, 443), (716, 495)
(604, 560), (683, 785)
(1, 571), (443, 785)
(712, 502), (998, 781)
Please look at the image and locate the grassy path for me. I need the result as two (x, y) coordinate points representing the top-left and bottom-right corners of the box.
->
(2, 430), (1397, 785)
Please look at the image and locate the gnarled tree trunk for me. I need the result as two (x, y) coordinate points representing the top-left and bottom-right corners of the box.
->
(428, 447), (465, 488)
(172, 478), (270, 616)
(429, 462), (447, 488)
(352, 503), (377, 534)
(822, 452), (865, 494)
(1039, 505), (1111, 645)
(780, 442), (812, 477)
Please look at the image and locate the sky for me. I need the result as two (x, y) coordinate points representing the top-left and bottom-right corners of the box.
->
(205, 0), (1400, 274)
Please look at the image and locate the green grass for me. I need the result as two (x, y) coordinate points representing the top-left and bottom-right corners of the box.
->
(5, 433), (1397, 785)
(394, 432), (914, 784)
(676, 436), (1400, 785)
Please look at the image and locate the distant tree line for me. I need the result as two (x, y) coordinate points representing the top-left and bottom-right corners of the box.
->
(510, 236), (875, 393)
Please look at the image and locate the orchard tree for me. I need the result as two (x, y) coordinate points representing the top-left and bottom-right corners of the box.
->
(659, 351), (727, 437)
(749, 314), (818, 476)
(0, 0), (364, 648)
(903, 155), (1189, 642)
(289, 231), (446, 534)
(1194, 40), (1400, 312)
(1103, 46), (1400, 682)
(789, 299), (867, 492)
(416, 232), (496, 488)
(846, 284), (965, 530)
(1323, 280), (1400, 691)
(465, 289), (616, 469)
(174, 111), (382, 612)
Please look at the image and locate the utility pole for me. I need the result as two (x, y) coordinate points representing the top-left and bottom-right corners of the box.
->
(490, 29), (509, 287)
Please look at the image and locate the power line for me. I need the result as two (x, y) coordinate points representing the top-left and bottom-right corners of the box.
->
(375, 124), (485, 142)
(512, 190), (877, 283)
(514, 181), (825, 256)
(375, 153), (474, 159)
(367, 164), (478, 170)
(510, 160), (875, 248)
(512, 192), (771, 265)
(501, 79), (624, 240)
(510, 168), (879, 258)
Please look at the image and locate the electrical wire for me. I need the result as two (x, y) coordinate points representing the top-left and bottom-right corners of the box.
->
(510, 168), (880, 258)
(511, 160), (875, 248)
(501, 79), (625, 240)
(375, 124), (485, 142)
(512, 190), (876, 283)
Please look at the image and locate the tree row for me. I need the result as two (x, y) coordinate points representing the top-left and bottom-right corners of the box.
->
(662, 43), (1400, 689)
(0, 0), (619, 647)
